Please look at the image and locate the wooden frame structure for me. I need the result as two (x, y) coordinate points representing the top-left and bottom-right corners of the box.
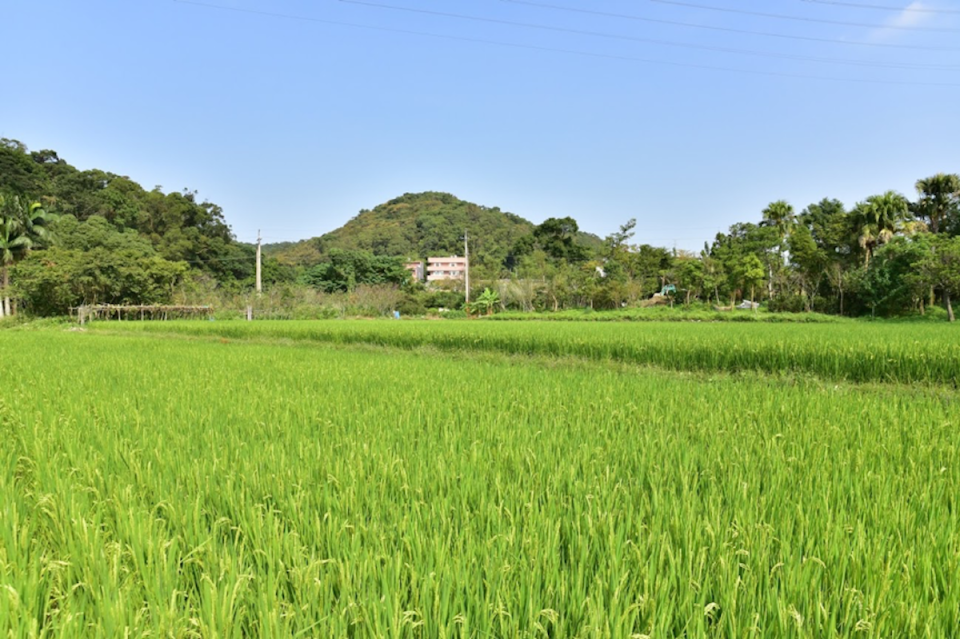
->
(75, 304), (213, 325)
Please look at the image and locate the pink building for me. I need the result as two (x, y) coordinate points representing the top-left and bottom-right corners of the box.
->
(427, 256), (467, 282)
(404, 261), (424, 281)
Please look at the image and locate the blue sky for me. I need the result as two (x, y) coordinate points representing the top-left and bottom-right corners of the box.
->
(3, 0), (959, 249)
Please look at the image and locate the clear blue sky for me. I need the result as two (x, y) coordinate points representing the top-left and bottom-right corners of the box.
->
(3, 0), (959, 249)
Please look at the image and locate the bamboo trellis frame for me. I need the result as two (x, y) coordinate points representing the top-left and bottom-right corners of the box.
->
(75, 305), (213, 325)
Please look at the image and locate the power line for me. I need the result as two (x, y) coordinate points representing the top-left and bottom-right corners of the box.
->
(499, 0), (960, 52)
(799, 0), (960, 14)
(341, 0), (960, 70)
(646, 0), (960, 32)
(172, 1), (960, 86)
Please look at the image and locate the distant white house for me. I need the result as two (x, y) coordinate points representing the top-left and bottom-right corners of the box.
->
(426, 256), (467, 283)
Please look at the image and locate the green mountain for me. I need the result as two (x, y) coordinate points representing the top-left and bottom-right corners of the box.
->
(3, 137), (607, 312)
(267, 191), (601, 274)
(0, 138), (252, 283)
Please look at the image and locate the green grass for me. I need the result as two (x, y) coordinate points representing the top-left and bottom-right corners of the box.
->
(485, 305), (955, 324)
(1, 327), (959, 637)
(487, 307), (843, 323)
(90, 319), (960, 386)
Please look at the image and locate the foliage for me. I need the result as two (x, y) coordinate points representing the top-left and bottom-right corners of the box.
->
(10, 214), (191, 315)
(13, 250), (188, 317)
(912, 234), (960, 321)
(101, 319), (960, 386)
(0, 139), (245, 285)
(0, 327), (953, 636)
(4, 138), (959, 321)
(467, 287), (501, 316)
(849, 236), (930, 317)
(850, 191), (910, 265)
(914, 172), (960, 235)
(299, 248), (409, 293)
(761, 199), (795, 265)
(511, 216), (590, 264)
(273, 192), (534, 273)
(0, 191), (55, 316)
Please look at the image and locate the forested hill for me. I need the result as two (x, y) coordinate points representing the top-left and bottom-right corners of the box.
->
(266, 191), (602, 273)
(0, 139), (254, 285)
(4, 138), (959, 320)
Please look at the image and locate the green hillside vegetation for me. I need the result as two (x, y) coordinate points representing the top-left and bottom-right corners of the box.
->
(269, 191), (600, 275)
(269, 192), (529, 272)
(1, 137), (958, 321)
(0, 139), (261, 315)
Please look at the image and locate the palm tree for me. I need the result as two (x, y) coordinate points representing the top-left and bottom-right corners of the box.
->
(914, 173), (960, 234)
(761, 200), (796, 251)
(761, 200), (795, 298)
(851, 191), (909, 266)
(0, 194), (53, 317)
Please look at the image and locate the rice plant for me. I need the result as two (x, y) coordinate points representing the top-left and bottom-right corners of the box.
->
(2, 328), (959, 637)
(92, 319), (960, 386)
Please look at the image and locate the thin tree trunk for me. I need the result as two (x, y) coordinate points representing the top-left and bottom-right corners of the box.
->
(1, 265), (9, 317)
(947, 291), (955, 322)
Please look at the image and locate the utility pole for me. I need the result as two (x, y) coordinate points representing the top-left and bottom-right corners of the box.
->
(255, 229), (262, 296)
(464, 229), (470, 305)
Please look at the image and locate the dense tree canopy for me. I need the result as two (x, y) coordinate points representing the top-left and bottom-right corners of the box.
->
(1, 138), (957, 320)
(0, 192), (54, 316)
(0, 139), (269, 312)
(270, 192), (602, 279)
(914, 173), (960, 235)
(0, 139), (244, 283)
(12, 216), (189, 315)
(300, 249), (409, 293)
(273, 192), (535, 275)
(498, 176), (959, 320)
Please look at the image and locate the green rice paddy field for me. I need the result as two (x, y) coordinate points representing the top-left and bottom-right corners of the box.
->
(2, 320), (959, 637)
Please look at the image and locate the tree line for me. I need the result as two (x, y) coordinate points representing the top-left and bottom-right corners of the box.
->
(1, 138), (957, 320)
(498, 176), (959, 320)
(0, 139), (262, 315)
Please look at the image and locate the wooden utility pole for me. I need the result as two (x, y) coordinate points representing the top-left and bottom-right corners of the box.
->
(255, 230), (262, 296)
(464, 229), (470, 304)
